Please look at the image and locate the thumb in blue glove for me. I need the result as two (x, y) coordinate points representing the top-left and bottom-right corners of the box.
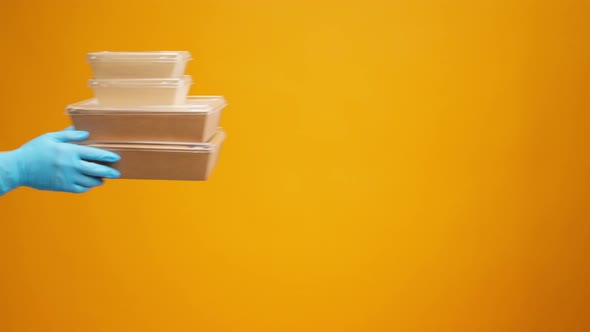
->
(0, 127), (121, 195)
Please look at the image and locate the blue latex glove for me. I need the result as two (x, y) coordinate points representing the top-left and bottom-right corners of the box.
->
(0, 127), (120, 196)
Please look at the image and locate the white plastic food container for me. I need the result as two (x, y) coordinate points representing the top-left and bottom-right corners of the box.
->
(89, 76), (193, 106)
(87, 51), (192, 78)
(78, 128), (226, 181)
(66, 96), (226, 143)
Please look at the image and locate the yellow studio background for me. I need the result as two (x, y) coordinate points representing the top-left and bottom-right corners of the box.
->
(0, 0), (589, 331)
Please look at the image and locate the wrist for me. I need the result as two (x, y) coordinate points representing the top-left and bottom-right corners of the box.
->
(0, 150), (23, 195)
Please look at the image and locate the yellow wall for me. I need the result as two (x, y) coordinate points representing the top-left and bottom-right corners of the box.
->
(0, 0), (589, 331)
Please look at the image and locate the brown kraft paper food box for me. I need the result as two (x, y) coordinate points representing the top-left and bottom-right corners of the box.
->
(79, 128), (226, 181)
(66, 96), (226, 143)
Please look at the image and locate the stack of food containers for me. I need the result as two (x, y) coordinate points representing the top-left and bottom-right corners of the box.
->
(65, 51), (226, 181)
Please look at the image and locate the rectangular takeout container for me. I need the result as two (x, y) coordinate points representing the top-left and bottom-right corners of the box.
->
(79, 128), (226, 181)
(87, 51), (192, 78)
(89, 76), (192, 106)
(66, 96), (226, 143)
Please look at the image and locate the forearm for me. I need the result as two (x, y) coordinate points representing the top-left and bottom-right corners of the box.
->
(0, 151), (20, 196)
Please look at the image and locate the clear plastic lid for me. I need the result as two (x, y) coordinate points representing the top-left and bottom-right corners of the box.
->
(78, 128), (226, 153)
(87, 51), (192, 62)
(88, 75), (192, 88)
(66, 96), (226, 115)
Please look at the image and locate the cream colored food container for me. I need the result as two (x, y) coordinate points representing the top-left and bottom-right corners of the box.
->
(87, 51), (192, 78)
(66, 96), (226, 143)
(80, 129), (226, 181)
(89, 76), (192, 106)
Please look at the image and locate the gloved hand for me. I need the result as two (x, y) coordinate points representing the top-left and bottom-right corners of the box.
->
(0, 127), (120, 195)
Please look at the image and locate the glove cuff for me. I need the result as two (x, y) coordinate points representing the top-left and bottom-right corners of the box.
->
(0, 151), (22, 196)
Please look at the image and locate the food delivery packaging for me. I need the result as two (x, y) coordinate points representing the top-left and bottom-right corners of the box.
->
(66, 96), (225, 143)
(78, 128), (226, 181)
